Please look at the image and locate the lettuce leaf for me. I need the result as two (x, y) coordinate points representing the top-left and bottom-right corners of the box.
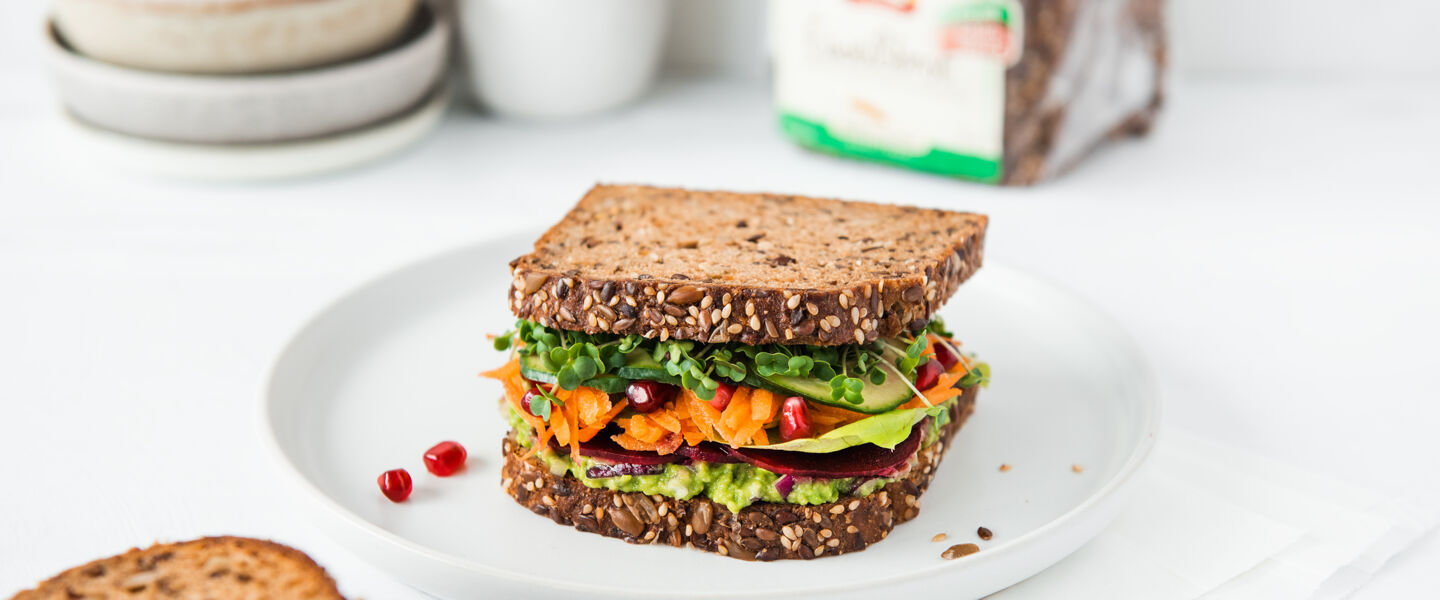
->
(748, 404), (950, 453)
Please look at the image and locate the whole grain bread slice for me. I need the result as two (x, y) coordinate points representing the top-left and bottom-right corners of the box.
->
(500, 386), (976, 561)
(509, 185), (987, 346)
(10, 536), (344, 600)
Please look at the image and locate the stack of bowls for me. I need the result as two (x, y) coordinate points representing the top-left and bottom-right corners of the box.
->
(47, 0), (450, 157)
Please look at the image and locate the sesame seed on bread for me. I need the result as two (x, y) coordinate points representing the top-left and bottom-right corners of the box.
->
(508, 185), (988, 345)
(10, 536), (344, 600)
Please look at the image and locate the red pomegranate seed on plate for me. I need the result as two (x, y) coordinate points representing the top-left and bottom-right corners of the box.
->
(378, 469), (413, 503)
(423, 441), (468, 476)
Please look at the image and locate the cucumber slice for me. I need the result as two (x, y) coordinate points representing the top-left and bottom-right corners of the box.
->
(518, 354), (628, 394)
(759, 370), (915, 414)
(615, 352), (679, 384)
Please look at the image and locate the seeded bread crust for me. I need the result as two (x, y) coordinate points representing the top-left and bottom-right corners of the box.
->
(508, 185), (987, 346)
(500, 386), (976, 561)
(10, 536), (344, 600)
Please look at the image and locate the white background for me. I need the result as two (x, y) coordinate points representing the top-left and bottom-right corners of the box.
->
(2, 1), (1439, 598)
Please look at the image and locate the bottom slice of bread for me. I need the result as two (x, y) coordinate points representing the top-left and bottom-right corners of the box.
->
(501, 386), (977, 560)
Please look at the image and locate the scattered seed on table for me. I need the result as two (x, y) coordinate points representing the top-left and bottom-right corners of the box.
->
(942, 543), (980, 560)
(932, 533), (948, 543)
(1072, 464), (1084, 473)
(998, 464), (1012, 472)
(977, 527), (993, 541)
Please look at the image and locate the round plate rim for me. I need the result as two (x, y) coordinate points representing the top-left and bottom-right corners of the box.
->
(259, 232), (1163, 597)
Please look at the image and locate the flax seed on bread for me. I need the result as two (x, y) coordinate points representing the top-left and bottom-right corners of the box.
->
(508, 185), (987, 345)
(500, 386), (976, 561)
(10, 537), (344, 600)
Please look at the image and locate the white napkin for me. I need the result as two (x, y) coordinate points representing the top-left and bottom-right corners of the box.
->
(990, 430), (1438, 600)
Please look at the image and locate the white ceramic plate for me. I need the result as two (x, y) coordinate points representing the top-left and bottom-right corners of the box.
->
(57, 85), (449, 182)
(262, 233), (1161, 599)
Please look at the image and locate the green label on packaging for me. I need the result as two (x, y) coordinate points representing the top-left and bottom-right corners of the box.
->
(779, 113), (1001, 182)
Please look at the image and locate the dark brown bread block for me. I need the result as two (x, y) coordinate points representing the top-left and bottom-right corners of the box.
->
(11, 537), (344, 600)
(500, 386), (976, 561)
(1002, 0), (1167, 184)
(508, 185), (987, 346)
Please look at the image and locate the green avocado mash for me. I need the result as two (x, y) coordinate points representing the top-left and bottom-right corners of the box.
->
(504, 407), (923, 512)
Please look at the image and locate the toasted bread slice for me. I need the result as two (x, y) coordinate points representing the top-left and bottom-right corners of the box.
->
(500, 386), (976, 560)
(11, 536), (344, 600)
(509, 185), (987, 345)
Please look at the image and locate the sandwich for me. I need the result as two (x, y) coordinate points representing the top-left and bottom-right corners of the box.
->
(483, 185), (990, 560)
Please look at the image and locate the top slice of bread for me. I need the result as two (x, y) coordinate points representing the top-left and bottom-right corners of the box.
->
(11, 536), (344, 600)
(508, 185), (987, 345)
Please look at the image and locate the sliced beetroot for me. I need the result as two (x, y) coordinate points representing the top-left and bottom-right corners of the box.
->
(674, 441), (744, 464)
(586, 463), (667, 478)
(730, 423), (924, 478)
(548, 432), (684, 466)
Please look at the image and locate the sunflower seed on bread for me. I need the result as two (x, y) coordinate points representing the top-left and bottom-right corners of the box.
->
(508, 184), (987, 345)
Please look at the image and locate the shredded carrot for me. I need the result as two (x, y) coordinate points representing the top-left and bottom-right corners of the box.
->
(563, 397), (580, 457)
(682, 389), (721, 441)
(649, 411), (682, 434)
(655, 432), (684, 455)
(573, 387), (610, 425)
(899, 344), (970, 409)
(612, 432), (657, 451)
(750, 389), (779, 424)
(577, 399), (628, 442)
(718, 387), (751, 442)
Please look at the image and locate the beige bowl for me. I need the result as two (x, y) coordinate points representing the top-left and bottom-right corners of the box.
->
(52, 0), (420, 74)
(46, 3), (449, 143)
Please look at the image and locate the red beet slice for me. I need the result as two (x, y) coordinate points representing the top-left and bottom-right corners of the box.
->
(730, 423), (925, 478)
(586, 463), (667, 478)
(674, 442), (744, 464)
(548, 433), (684, 466)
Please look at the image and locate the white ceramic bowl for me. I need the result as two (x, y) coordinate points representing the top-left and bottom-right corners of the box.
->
(52, 0), (420, 75)
(456, 0), (668, 119)
(45, 3), (450, 144)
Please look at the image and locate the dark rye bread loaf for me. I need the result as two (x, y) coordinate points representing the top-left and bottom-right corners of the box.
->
(500, 386), (976, 561)
(508, 185), (987, 346)
(1001, 0), (1167, 184)
(10, 537), (344, 600)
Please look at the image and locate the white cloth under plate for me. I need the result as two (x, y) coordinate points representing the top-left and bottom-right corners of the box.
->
(991, 430), (1439, 600)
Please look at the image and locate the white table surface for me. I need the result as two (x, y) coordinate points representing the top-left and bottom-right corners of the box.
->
(2, 74), (1438, 598)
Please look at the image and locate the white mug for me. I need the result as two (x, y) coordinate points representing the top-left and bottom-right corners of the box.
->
(456, 0), (670, 119)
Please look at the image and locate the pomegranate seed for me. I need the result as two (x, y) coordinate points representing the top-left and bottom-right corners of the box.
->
(423, 441), (468, 477)
(709, 382), (736, 411)
(520, 389), (542, 417)
(779, 396), (814, 441)
(377, 469), (412, 503)
(933, 341), (960, 371)
(626, 380), (678, 414)
(914, 359), (942, 391)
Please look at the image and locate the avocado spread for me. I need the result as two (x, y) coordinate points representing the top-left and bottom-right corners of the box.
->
(506, 409), (906, 512)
